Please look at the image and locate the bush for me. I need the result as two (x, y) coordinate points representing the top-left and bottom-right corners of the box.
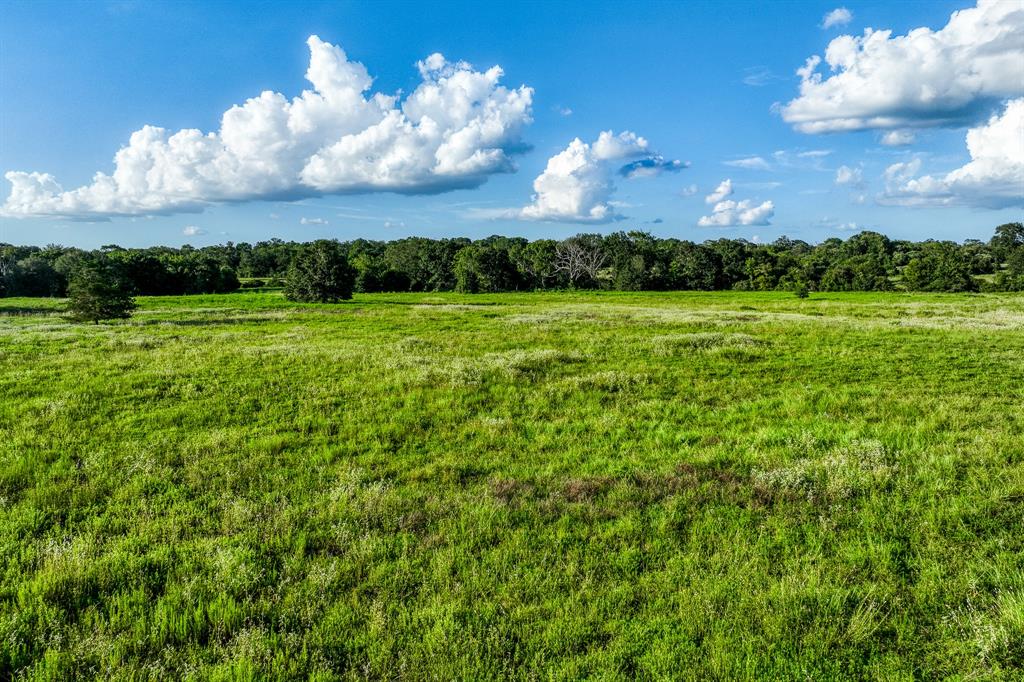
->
(66, 258), (136, 323)
(284, 240), (356, 303)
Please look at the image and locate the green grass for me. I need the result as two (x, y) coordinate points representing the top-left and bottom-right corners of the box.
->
(1, 291), (1023, 680)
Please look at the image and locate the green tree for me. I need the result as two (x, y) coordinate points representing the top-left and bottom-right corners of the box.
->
(4, 255), (65, 297)
(509, 239), (561, 289)
(284, 240), (356, 303)
(667, 242), (718, 290)
(901, 241), (977, 292)
(960, 239), (997, 274)
(820, 255), (891, 291)
(602, 231), (670, 291)
(383, 237), (467, 292)
(66, 258), (136, 323)
(454, 243), (519, 293)
(704, 239), (752, 289)
(990, 222), (1024, 266)
(996, 247), (1024, 291)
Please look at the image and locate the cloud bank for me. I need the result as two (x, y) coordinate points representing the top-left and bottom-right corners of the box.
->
(879, 97), (1024, 208)
(783, 0), (1024, 133)
(3, 36), (534, 219)
(506, 131), (681, 223)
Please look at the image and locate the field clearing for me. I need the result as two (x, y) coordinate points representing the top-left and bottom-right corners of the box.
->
(1, 291), (1023, 680)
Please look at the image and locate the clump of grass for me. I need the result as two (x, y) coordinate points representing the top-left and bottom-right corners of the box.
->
(942, 592), (1024, 673)
(396, 335), (436, 352)
(376, 350), (485, 387)
(481, 348), (584, 378)
(107, 336), (163, 350)
(651, 332), (765, 355)
(559, 370), (650, 394)
(752, 437), (895, 505)
(415, 358), (487, 387)
(489, 478), (535, 505)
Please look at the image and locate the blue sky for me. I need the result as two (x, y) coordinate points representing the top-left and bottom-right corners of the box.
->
(1, 0), (1021, 248)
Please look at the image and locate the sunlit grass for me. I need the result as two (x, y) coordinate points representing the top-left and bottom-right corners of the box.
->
(1, 290), (1022, 679)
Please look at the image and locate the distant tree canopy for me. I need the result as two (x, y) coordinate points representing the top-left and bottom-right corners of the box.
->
(0, 243), (242, 299)
(2, 222), (1022, 299)
(284, 240), (356, 303)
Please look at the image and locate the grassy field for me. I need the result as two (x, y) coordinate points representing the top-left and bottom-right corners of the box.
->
(1, 291), (1022, 680)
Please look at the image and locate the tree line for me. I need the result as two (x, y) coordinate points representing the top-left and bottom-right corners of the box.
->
(2, 223), (1022, 302)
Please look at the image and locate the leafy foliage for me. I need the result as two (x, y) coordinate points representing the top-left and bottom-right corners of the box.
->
(902, 241), (978, 292)
(284, 240), (356, 303)
(454, 242), (519, 293)
(1, 224), (1020, 299)
(65, 257), (137, 323)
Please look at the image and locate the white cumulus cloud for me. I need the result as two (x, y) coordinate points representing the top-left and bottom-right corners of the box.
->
(783, 0), (1024, 133)
(699, 178), (774, 226)
(822, 7), (853, 29)
(835, 164), (865, 188)
(698, 200), (775, 227)
(2, 36), (534, 219)
(880, 130), (917, 146)
(505, 131), (681, 223)
(182, 225), (206, 236)
(879, 97), (1024, 208)
(705, 179), (733, 204)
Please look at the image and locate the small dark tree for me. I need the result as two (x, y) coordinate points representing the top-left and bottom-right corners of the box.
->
(66, 258), (136, 323)
(284, 240), (356, 303)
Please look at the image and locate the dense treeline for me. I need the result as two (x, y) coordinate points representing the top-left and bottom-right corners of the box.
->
(2, 223), (1022, 297)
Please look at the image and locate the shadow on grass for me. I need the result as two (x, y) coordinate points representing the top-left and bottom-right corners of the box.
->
(133, 318), (269, 327)
(353, 298), (501, 307)
(0, 305), (61, 316)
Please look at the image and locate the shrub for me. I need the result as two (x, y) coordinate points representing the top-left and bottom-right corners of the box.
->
(66, 258), (136, 323)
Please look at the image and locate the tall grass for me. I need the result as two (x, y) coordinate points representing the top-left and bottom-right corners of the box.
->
(1, 291), (1022, 679)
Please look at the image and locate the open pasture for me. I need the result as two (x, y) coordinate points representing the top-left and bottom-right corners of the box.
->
(1, 291), (1023, 680)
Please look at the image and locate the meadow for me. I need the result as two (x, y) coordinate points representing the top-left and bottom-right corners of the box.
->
(1, 290), (1022, 680)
